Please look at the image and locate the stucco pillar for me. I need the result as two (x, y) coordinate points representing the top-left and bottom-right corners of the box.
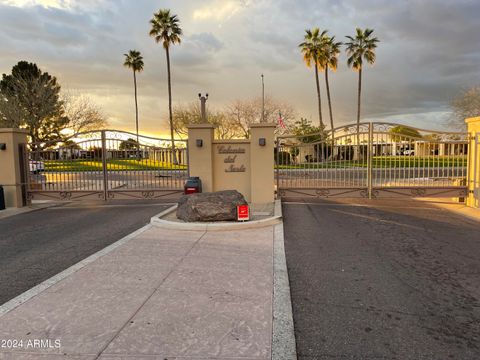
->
(0, 128), (28, 208)
(466, 117), (480, 208)
(187, 124), (215, 193)
(249, 123), (276, 204)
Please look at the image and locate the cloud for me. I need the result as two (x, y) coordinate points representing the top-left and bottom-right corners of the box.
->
(192, 0), (251, 24)
(1, 0), (479, 135)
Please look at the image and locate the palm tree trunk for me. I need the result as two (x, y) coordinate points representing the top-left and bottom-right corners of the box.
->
(325, 67), (334, 160)
(355, 67), (362, 161)
(314, 64), (323, 130)
(133, 70), (140, 160)
(314, 63), (324, 161)
(165, 46), (178, 165)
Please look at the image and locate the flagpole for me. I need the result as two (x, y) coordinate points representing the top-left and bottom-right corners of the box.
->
(261, 74), (265, 123)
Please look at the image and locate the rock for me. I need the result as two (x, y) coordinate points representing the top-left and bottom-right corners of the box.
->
(176, 190), (248, 222)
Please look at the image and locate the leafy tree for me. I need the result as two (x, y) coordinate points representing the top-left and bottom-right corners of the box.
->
(0, 62), (106, 150)
(123, 50), (144, 149)
(389, 126), (422, 142)
(321, 35), (342, 138)
(149, 9), (182, 164)
(299, 28), (328, 130)
(291, 117), (326, 143)
(119, 138), (139, 150)
(288, 118), (330, 162)
(450, 85), (480, 130)
(345, 28), (379, 156)
(0, 61), (68, 150)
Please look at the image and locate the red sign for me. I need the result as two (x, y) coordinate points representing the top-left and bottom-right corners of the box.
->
(237, 205), (249, 221)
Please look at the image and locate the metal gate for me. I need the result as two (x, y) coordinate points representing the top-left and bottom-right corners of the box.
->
(25, 130), (188, 201)
(276, 122), (469, 199)
(471, 133), (480, 207)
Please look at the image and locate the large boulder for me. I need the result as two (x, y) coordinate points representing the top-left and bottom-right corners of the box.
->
(176, 190), (247, 222)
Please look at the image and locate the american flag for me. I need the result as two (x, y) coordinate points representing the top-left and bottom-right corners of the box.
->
(277, 111), (286, 129)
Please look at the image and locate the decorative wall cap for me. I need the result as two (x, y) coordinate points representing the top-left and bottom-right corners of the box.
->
(249, 123), (277, 128)
(187, 123), (216, 129)
(212, 139), (250, 144)
(465, 116), (480, 124)
(0, 128), (29, 134)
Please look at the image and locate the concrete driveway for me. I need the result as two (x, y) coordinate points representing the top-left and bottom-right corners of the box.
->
(283, 198), (480, 359)
(0, 200), (172, 306)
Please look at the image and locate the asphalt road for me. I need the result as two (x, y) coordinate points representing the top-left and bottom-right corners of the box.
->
(283, 198), (480, 359)
(0, 200), (172, 306)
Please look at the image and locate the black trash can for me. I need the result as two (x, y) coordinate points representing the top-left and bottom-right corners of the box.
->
(184, 177), (202, 195)
(0, 185), (5, 210)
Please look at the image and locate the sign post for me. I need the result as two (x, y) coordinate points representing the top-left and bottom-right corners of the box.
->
(237, 204), (249, 221)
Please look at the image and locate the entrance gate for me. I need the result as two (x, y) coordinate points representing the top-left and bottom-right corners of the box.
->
(276, 122), (469, 199)
(472, 133), (480, 207)
(25, 130), (188, 201)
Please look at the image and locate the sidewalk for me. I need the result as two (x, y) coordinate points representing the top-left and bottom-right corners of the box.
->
(0, 215), (293, 359)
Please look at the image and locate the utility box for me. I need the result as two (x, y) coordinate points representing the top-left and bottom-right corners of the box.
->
(184, 177), (202, 195)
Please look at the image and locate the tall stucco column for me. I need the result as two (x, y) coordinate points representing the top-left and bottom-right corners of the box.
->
(249, 123), (276, 204)
(466, 117), (480, 208)
(0, 128), (28, 208)
(187, 124), (215, 192)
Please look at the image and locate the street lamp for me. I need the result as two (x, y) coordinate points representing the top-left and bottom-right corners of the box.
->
(261, 74), (265, 123)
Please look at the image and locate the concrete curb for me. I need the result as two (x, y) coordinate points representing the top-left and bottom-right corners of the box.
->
(417, 198), (480, 223)
(150, 200), (283, 231)
(0, 223), (153, 317)
(0, 201), (61, 220)
(272, 204), (297, 360)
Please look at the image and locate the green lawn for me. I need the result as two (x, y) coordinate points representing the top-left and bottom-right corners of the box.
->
(44, 159), (187, 172)
(277, 156), (467, 169)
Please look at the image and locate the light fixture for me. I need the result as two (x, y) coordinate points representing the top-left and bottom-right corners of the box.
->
(259, 138), (266, 146)
(196, 139), (203, 147)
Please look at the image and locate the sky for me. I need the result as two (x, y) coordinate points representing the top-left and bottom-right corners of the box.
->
(0, 0), (479, 137)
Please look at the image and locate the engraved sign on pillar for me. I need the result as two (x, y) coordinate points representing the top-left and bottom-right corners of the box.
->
(224, 155), (237, 163)
(218, 145), (246, 172)
(218, 145), (246, 154)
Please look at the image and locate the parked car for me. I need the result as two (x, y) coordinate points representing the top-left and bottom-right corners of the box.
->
(29, 160), (45, 174)
(403, 149), (415, 156)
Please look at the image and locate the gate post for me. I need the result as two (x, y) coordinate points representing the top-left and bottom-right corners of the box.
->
(367, 122), (374, 199)
(466, 117), (480, 208)
(187, 124), (215, 192)
(0, 128), (29, 208)
(250, 123), (276, 204)
(101, 130), (108, 201)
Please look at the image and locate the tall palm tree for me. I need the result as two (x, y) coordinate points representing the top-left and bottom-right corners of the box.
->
(123, 50), (144, 158)
(322, 35), (342, 139)
(149, 9), (182, 164)
(299, 28), (328, 131)
(345, 28), (379, 157)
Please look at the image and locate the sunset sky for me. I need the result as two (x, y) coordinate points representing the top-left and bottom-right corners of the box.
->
(1, 0), (479, 137)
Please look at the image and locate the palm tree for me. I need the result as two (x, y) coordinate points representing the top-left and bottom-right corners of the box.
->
(123, 50), (144, 158)
(322, 35), (342, 139)
(345, 28), (379, 157)
(299, 28), (328, 131)
(149, 9), (182, 165)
